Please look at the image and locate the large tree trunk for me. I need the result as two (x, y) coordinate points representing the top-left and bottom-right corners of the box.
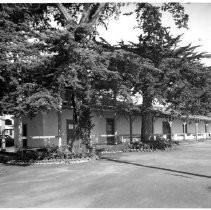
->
(141, 95), (153, 142)
(141, 112), (153, 142)
(56, 3), (106, 42)
(14, 117), (23, 149)
(129, 113), (133, 144)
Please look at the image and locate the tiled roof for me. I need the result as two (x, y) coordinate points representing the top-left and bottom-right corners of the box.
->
(153, 106), (211, 122)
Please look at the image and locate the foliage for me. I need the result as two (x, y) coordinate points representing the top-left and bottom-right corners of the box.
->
(1, 3), (211, 146)
(17, 145), (95, 161)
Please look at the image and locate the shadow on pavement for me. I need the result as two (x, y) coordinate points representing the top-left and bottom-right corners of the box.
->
(101, 157), (211, 179)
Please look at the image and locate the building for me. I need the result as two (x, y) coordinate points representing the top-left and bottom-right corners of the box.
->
(13, 107), (211, 148)
(0, 115), (14, 138)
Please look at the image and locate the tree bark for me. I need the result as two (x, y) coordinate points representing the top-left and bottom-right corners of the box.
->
(56, 3), (105, 28)
(14, 117), (23, 149)
(56, 3), (76, 25)
(141, 95), (153, 142)
(129, 113), (133, 144)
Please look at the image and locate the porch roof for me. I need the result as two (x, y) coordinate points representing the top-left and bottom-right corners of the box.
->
(87, 105), (211, 122)
(153, 106), (211, 122)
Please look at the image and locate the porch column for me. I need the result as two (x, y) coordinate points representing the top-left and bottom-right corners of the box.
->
(195, 122), (199, 141)
(57, 110), (62, 147)
(168, 120), (173, 141)
(183, 122), (187, 140)
(1, 129), (6, 151)
(114, 112), (118, 145)
(205, 123), (209, 140)
(129, 113), (133, 144)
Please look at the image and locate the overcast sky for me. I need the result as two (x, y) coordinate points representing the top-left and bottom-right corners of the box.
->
(97, 3), (211, 66)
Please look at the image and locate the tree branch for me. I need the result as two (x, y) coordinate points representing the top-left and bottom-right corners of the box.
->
(88, 3), (106, 26)
(79, 3), (93, 24)
(56, 3), (76, 25)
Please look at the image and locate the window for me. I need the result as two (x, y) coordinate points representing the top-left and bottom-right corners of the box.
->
(5, 119), (12, 125)
(162, 121), (171, 134)
(62, 89), (73, 106)
(22, 124), (27, 137)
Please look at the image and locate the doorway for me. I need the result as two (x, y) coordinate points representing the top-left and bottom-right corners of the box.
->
(66, 119), (74, 145)
(106, 118), (115, 145)
(162, 121), (171, 134)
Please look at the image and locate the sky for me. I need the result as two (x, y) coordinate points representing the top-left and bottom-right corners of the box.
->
(97, 3), (211, 66)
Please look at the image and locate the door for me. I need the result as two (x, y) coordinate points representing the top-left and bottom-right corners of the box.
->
(106, 118), (115, 145)
(22, 124), (27, 147)
(183, 123), (188, 133)
(162, 121), (171, 134)
(66, 119), (74, 145)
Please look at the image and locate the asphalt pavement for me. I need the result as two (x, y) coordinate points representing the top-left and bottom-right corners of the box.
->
(0, 140), (211, 207)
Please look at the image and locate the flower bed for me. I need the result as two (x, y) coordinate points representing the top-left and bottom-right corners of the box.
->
(6, 156), (98, 166)
(0, 145), (98, 166)
(96, 139), (179, 154)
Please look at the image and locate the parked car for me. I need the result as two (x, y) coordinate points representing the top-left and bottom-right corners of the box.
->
(0, 135), (14, 147)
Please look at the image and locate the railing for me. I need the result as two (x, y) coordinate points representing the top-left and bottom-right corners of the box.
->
(90, 134), (141, 145)
(156, 133), (211, 141)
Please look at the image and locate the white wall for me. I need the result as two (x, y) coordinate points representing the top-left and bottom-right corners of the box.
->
(207, 123), (211, 133)
(42, 109), (74, 145)
(154, 117), (164, 134)
(115, 114), (142, 135)
(91, 111), (142, 144)
(21, 109), (211, 148)
(22, 114), (44, 137)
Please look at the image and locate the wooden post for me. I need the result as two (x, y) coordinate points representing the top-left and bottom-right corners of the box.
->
(195, 122), (199, 141)
(114, 112), (117, 145)
(57, 110), (62, 147)
(183, 122), (187, 140)
(205, 122), (209, 140)
(129, 113), (133, 144)
(1, 129), (6, 151)
(168, 120), (173, 141)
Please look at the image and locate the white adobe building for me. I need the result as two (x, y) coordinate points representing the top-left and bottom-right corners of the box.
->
(13, 107), (211, 148)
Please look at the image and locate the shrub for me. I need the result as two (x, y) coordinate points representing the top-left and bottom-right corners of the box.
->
(147, 136), (174, 150)
(16, 145), (96, 161)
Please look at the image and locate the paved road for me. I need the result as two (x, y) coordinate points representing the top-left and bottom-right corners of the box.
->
(0, 141), (211, 208)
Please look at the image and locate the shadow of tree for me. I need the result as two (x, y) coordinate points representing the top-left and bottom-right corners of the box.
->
(101, 157), (211, 179)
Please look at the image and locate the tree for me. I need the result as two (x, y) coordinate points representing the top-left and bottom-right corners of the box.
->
(0, 3), (122, 148)
(1, 3), (210, 146)
(117, 3), (211, 142)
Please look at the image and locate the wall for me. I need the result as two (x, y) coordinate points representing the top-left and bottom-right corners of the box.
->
(22, 114), (44, 147)
(21, 108), (211, 148)
(186, 121), (206, 134)
(154, 117), (188, 134)
(206, 123), (211, 133)
(43, 109), (74, 146)
(153, 117), (164, 134)
(91, 111), (142, 144)
(22, 114), (44, 137)
(27, 137), (58, 148)
(115, 114), (142, 135)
